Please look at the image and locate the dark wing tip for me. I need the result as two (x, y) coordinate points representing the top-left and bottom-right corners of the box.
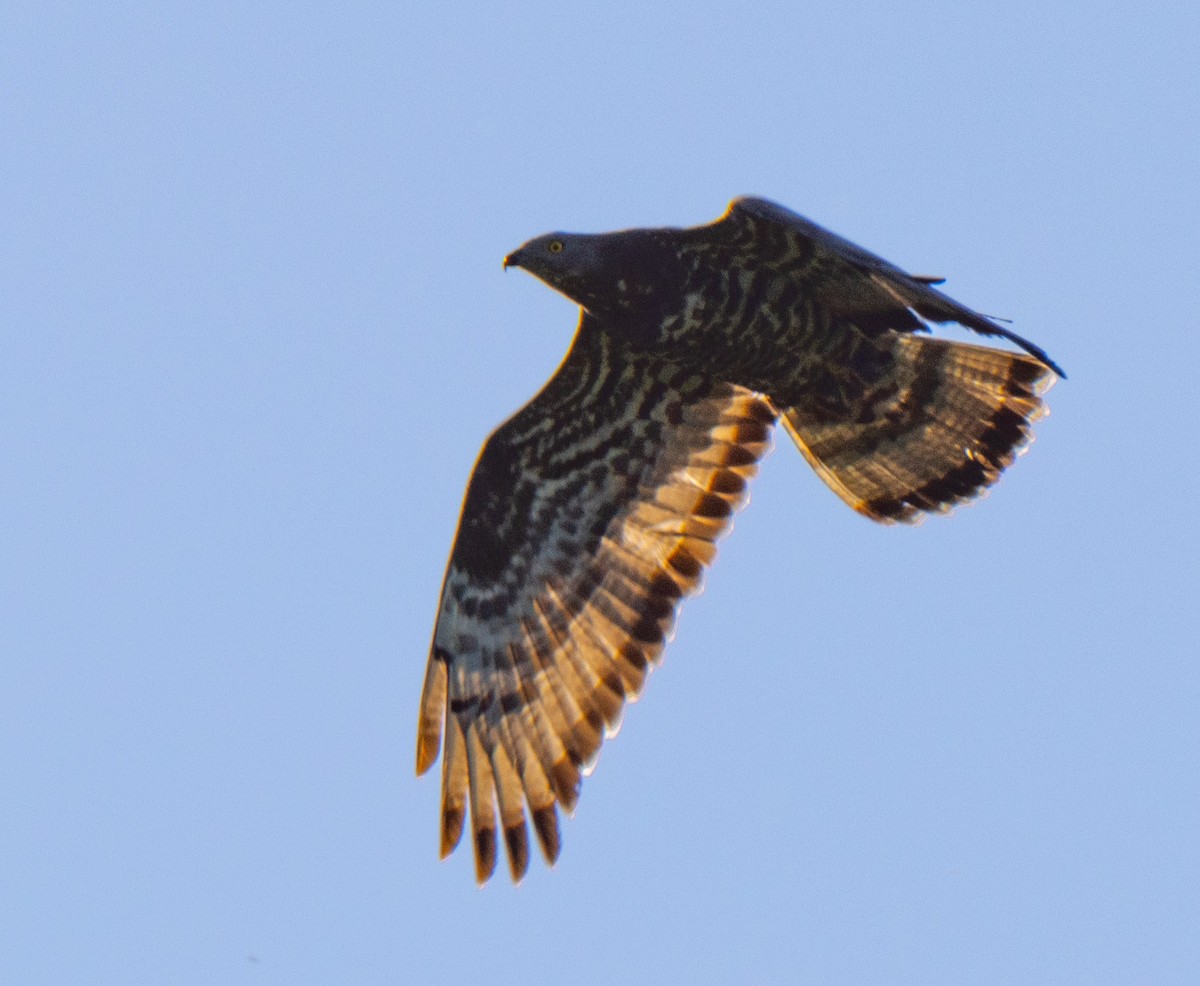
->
(976, 319), (1066, 379)
(531, 804), (561, 864)
(440, 805), (465, 859)
(474, 826), (498, 884)
(503, 823), (530, 883)
(1019, 339), (1066, 379)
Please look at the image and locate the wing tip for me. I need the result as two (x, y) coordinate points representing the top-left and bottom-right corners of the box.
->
(440, 805), (465, 859)
(531, 803), (562, 864)
(473, 826), (498, 884)
(416, 735), (440, 776)
(416, 649), (449, 775)
(503, 822), (531, 883)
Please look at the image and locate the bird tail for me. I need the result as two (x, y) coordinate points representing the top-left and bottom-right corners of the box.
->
(776, 335), (1058, 523)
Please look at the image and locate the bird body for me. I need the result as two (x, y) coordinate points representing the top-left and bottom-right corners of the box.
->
(418, 197), (1062, 883)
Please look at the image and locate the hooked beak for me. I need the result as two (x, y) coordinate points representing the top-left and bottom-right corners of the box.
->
(502, 247), (528, 271)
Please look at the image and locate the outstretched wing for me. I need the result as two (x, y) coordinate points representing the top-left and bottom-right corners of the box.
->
(416, 315), (775, 883)
(719, 196), (1065, 377)
(776, 335), (1056, 523)
(697, 197), (1060, 524)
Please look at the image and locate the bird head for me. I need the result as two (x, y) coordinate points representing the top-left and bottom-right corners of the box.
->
(503, 229), (684, 327)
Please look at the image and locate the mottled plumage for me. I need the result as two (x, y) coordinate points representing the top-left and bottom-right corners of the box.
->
(417, 197), (1062, 882)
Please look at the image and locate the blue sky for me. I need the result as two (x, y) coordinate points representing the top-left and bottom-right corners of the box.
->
(4, 2), (1198, 983)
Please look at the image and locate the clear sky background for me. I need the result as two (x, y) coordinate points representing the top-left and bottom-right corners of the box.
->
(4, 2), (1198, 983)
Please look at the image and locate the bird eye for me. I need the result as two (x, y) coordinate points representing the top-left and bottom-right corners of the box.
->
(548, 240), (564, 254)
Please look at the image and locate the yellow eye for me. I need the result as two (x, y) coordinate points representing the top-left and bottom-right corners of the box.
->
(548, 240), (564, 254)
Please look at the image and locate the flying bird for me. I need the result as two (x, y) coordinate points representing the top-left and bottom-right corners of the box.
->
(416, 197), (1062, 883)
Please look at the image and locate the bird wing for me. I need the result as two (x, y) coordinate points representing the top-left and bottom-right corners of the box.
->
(416, 315), (775, 883)
(719, 196), (1064, 377)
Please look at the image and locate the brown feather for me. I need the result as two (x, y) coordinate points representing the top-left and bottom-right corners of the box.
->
(777, 335), (1055, 523)
(438, 712), (468, 859)
(415, 651), (446, 776)
(465, 721), (499, 883)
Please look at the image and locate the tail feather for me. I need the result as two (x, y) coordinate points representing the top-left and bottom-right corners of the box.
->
(778, 336), (1056, 524)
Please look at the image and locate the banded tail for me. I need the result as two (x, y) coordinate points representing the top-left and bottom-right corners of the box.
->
(778, 335), (1058, 524)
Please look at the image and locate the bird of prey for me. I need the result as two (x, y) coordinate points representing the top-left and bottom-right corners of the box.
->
(416, 197), (1062, 884)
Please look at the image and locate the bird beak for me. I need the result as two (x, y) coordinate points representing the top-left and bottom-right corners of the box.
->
(502, 248), (524, 271)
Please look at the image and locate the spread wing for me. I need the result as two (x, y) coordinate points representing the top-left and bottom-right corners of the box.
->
(416, 315), (775, 883)
(697, 198), (1060, 523)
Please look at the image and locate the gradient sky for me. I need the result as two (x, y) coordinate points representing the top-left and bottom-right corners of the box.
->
(4, 2), (1199, 983)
